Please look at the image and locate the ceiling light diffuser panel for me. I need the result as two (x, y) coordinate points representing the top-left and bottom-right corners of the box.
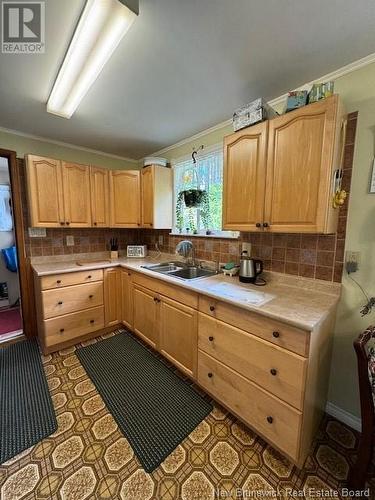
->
(47, 0), (138, 118)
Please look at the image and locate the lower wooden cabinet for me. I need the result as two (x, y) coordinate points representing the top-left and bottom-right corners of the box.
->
(159, 296), (197, 378)
(132, 275), (198, 377)
(133, 284), (159, 349)
(104, 268), (121, 326)
(121, 269), (133, 330)
(198, 350), (302, 459)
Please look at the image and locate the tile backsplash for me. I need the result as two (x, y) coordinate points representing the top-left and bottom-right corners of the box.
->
(19, 112), (357, 284)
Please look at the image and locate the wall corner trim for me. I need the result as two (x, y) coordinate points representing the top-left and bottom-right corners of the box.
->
(325, 401), (362, 432)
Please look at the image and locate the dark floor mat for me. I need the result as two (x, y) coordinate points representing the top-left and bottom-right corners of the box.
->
(0, 340), (57, 464)
(76, 331), (213, 472)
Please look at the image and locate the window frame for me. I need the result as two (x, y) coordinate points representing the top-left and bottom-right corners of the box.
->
(170, 143), (239, 239)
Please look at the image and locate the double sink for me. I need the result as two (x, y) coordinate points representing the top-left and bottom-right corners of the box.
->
(142, 261), (216, 280)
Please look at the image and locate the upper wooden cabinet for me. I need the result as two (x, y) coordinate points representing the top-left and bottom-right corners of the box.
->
(265, 95), (344, 233)
(26, 156), (91, 228)
(90, 166), (109, 227)
(223, 122), (268, 231)
(109, 170), (141, 228)
(26, 155), (64, 227)
(62, 162), (92, 227)
(223, 95), (345, 234)
(141, 165), (173, 229)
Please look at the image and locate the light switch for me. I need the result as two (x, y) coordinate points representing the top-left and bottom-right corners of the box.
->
(241, 242), (252, 255)
(158, 235), (164, 245)
(28, 227), (46, 238)
(66, 235), (74, 247)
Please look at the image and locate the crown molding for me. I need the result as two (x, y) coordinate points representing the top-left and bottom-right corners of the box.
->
(150, 52), (375, 158)
(0, 126), (138, 163)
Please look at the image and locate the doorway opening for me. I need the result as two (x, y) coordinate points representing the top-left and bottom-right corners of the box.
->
(0, 156), (23, 343)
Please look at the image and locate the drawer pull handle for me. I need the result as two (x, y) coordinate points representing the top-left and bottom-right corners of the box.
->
(272, 331), (280, 338)
(90, 320), (95, 324)
(89, 295), (94, 299)
(60, 328), (64, 333)
(207, 372), (213, 378)
(208, 336), (214, 342)
(58, 301), (63, 305)
(270, 368), (277, 376)
(267, 416), (273, 424)
(56, 280), (62, 284)
(209, 305), (215, 312)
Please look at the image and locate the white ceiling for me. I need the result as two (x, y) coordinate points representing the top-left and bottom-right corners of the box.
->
(0, 0), (375, 159)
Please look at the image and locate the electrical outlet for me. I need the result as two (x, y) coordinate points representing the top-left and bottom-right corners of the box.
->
(158, 235), (164, 245)
(241, 242), (252, 255)
(28, 227), (46, 238)
(66, 235), (74, 247)
(345, 250), (360, 274)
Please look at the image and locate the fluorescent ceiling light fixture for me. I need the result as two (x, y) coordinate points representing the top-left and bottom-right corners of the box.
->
(47, 0), (138, 118)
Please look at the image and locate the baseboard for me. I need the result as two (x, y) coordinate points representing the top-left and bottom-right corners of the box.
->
(325, 401), (362, 432)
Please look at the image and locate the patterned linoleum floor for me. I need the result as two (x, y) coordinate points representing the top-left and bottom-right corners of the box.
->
(0, 330), (374, 500)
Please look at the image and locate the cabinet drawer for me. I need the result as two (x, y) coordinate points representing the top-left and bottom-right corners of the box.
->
(133, 272), (198, 308)
(42, 282), (104, 319)
(199, 296), (309, 356)
(198, 350), (302, 460)
(43, 306), (104, 347)
(40, 269), (103, 290)
(199, 313), (306, 409)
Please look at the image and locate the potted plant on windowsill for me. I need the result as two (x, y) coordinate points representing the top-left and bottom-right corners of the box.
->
(176, 190), (211, 234)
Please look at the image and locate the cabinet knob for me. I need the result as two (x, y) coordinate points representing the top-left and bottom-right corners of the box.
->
(209, 305), (215, 312)
(272, 331), (280, 338)
(208, 372), (213, 378)
(66, 221), (70, 225)
(270, 368), (277, 376)
(209, 336), (214, 342)
(267, 416), (273, 424)
(90, 319), (95, 324)
(256, 222), (261, 228)
(60, 222), (65, 226)
(58, 301), (63, 305)
(263, 222), (269, 228)
(127, 273), (131, 277)
(89, 295), (94, 299)
(60, 328), (64, 333)
(93, 222), (97, 226)
(56, 280), (61, 284)
(87, 275), (92, 279)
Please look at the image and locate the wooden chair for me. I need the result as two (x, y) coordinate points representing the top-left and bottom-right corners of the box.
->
(347, 325), (375, 490)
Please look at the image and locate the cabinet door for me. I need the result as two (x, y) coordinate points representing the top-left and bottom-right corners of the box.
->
(223, 122), (268, 231)
(62, 162), (92, 227)
(121, 269), (133, 330)
(141, 166), (154, 227)
(104, 268), (121, 326)
(264, 96), (338, 233)
(110, 170), (141, 228)
(90, 166), (109, 227)
(25, 155), (64, 227)
(133, 284), (158, 348)
(159, 296), (197, 378)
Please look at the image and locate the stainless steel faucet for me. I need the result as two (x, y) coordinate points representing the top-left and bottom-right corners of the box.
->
(175, 240), (196, 267)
